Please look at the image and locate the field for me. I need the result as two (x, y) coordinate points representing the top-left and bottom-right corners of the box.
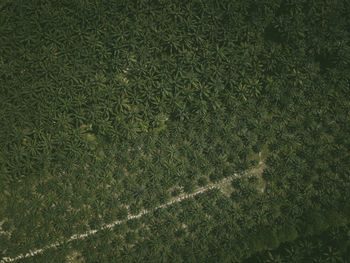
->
(1, 0), (350, 262)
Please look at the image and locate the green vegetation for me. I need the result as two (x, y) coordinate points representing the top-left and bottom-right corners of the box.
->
(1, 0), (349, 262)
(244, 224), (350, 263)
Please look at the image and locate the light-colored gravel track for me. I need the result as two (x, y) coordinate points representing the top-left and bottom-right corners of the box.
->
(1, 171), (249, 263)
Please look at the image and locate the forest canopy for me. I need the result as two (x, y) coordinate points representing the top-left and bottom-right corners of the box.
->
(0, 0), (349, 262)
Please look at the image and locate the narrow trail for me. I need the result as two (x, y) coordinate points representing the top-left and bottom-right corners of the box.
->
(1, 167), (258, 263)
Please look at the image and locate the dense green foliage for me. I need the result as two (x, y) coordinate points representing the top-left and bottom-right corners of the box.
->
(1, 0), (349, 262)
(244, 224), (350, 263)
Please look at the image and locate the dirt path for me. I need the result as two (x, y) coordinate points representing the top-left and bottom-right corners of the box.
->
(1, 164), (263, 263)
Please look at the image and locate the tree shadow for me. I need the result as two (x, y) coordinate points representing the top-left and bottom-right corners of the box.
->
(264, 23), (284, 44)
(314, 52), (336, 74)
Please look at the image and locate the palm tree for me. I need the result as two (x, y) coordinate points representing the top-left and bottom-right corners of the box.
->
(114, 95), (131, 113)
